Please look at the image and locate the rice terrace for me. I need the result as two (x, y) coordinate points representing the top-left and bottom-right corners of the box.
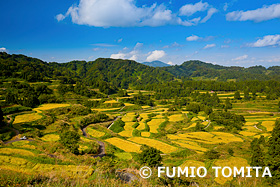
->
(1, 0), (280, 186)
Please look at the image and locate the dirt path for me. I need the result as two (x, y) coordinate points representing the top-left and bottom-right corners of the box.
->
(204, 121), (211, 129)
(254, 125), (262, 131)
(107, 116), (122, 130)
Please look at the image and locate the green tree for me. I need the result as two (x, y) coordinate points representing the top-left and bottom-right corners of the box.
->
(250, 138), (264, 167)
(278, 101), (280, 111)
(137, 146), (162, 167)
(225, 98), (232, 110)
(234, 91), (241, 100)
(0, 107), (4, 126)
(244, 89), (250, 100)
(267, 120), (280, 181)
(60, 131), (80, 155)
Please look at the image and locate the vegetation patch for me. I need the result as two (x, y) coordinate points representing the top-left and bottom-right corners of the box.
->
(87, 128), (105, 138)
(168, 114), (184, 122)
(13, 113), (42, 124)
(147, 118), (166, 133)
(41, 134), (60, 142)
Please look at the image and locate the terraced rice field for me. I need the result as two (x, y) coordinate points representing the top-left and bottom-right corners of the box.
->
(136, 122), (146, 130)
(0, 155), (93, 178)
(167, 132), (243, 144)
(78, 145), (89, 152)
(115, 152), (132, 160)
(121, 113), (136, 122)
(168, 114), (184, 122)
(104, 100), (118, 104)
(139, 113), (149, 121)
(172, 140), (207, 153)
(13, 113), (42, 124)
(105, 138), (141, 153)
(128, 137), (178, 154)
(242, 126), (261, 133)
(141, 132), (150, 137)
(87, 128), (105, 138)
(180, 160), (205, 169)
(41, 134), (60, 142)
(147, 118), (166, 133)
(0, 148), (35, 156)
(239, 131), (257, 136)
(33, 103), (70, 112)
(261, 121), (275, 131)
(92, 108), (120, 112)
(212, 157), (249, 185)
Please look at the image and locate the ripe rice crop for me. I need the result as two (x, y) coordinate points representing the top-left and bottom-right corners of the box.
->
(261, 121), (275, 132)
(198, 116), (206, 121)
(191, 117), (199, 121)
(239, 131), (257, 136)
(13, 113), (42, 124)
(141, 132), (150, 137)
(147, 118), (166, 133)
(41, 134), (60, 142)
(242, 126), (260, 133)
(244, 122), (257, 126)
(172, 141), (207, 153)
(105, 137), (141, 152)
(186, 123), (196, 129)
(124, 103), (135, 106)
(0, 155), (93, 178)
(0, 148), (35, 156)
(213, 157), (249, 185)
(254, 133), (271, 138)
(180, 160), (205, 169)
(121, 113), (136, 122)
(92, 108), (120, 112)
(128, 137), (178, 153)
(136, 122), (146, 130)
(169, 114), (184, 122)
(167, 132), (243, 144)
(78, 145), (88, 152)
(118, 130), (133, 137)
(115, 152), (132, 160)
(104, 100), (118, 104)
(87, 128), (105, 138)
(139, 113), (149, 121)
(33, 103), (70, 112)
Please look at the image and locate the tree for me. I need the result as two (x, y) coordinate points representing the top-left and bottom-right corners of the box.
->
(234, 91), (241, 100)
(250, 138), (264, 167)
(225, 98), (232, 110)
(278, 101), (280, 111)
(60, 131), (80, 154)
(244, 89), (250, 100)
(137, 146), (162, 167)
(267, 120), (280, 181)
(0, 107), (4, 126)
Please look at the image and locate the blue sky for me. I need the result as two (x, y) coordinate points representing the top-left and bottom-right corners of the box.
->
(1, 0), (280, 67)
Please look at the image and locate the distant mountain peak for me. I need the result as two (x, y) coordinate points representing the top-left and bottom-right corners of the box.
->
(142, 61), (171, 67)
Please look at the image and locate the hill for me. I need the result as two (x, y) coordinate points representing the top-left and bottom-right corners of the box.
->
(142, 61), (170, 67)
(162, 60), (280, 81)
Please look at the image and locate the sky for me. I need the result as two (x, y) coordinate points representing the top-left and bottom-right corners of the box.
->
(0, 0), (280, 67)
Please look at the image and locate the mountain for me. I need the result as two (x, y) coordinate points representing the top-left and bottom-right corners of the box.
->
(0, 52), (175, 88)
(161, 60), (280, 81)
(142, 61), (170, 67)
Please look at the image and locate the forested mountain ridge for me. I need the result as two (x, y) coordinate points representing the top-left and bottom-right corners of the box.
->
(0, 53), (175, 88)
(162, 60), (280, 81)
(142, 60), (170, 67)
(1, 52), (280, 86)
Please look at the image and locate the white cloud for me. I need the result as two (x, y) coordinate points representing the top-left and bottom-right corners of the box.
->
(110, 53), (126, 59)
(203, 44), (216, 49)
(201, 8), (218, 23)
(110, 43), (143, 60)
(223, 3), (229, 11)
(232, 55), (248, 61)
(248, 34), (280, 47)
(57, 0), (217, 27)
(179, 1), (209, 16)
(0, 47), (6, 52)
(226, 3), (280, 22)
(92, 43), (116, 47)
(221, 45), (230, 48)
(186, 35), (201, 41)
(146, 50), (166, 62)
(56, 14), (66, 22)
(167, 61), (174, 65)
(117, 38), (123, 43)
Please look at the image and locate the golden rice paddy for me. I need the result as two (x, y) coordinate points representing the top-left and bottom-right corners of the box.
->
(147, 118), (166, 133)
(105, 138), (141, 153)
(91, 108), (120, 112)
(0, 148), (35, 157)
(168, 114), (184, 122)
(33, 103), (70, 112)
(172, 141), (207, 153)
(115, 152), (132, 160)
(41, 134), (60, 142)
(141, 132), (151, 137)
(261, 121), (275, 132)
(87, 128), (105, 138)
(128, 137), (178, 154)
(13, 113), (42, 124)
(239, 131), (257, 136)
(212, 157), (249, 185)
(136, 122), (146, 130)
